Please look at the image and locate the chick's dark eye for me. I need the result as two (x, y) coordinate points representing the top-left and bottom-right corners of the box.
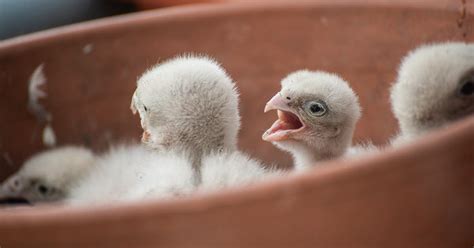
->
(459, 80), (474, 96)
(38, 185), (48, 194)
(305, 101), (327, 117)
(311, 104), (323, 113)
(143, 105), (148, 111)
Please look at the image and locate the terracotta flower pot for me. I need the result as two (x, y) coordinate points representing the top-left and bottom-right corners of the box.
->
(0, 1), (472, 247)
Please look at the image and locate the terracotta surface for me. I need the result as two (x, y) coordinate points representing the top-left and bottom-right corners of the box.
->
(0, 0), (473, 247)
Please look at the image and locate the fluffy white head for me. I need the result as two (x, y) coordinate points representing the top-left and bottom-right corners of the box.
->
(391, 42), (474, 142)
(263, 70), (361, 169)
(131, 55), (240, 165)
(0, 146), (95, 203)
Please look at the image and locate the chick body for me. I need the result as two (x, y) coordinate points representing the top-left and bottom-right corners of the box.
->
(66, 144), (194, 205)
(132, 55), (279, 187)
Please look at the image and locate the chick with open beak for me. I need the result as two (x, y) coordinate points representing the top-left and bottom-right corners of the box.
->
(263, 70), (361, 170)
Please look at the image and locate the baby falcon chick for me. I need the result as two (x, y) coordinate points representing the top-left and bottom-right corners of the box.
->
(69, 55), (276, 205)
(0, 146), (95, 203)
(131, 55), (282, 192)
(391, 42), (474, 145)
(263, 70), (361, 170)
(131, 55), (240, 177)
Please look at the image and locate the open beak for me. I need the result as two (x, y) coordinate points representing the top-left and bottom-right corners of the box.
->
(262, 93), (305, 142)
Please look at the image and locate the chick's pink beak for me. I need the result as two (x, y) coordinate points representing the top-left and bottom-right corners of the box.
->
(264, 93), (292, 113)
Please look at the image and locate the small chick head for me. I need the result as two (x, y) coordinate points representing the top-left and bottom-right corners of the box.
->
(263, 70), (361, 161)
(391, 42), (474, 139)
(131, 55), (240, 156)
(0, 146), (95, 203)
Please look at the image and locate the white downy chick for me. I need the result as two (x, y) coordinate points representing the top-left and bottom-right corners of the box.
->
(68, 55), (273, 205)
(66, 144), (195, 205)
(262, 70), (361, 170)
(391, 42), (474, 145)
(131, 55), (240, 180)
(0, 146), (95, 203)
(132, 55), (283, 191)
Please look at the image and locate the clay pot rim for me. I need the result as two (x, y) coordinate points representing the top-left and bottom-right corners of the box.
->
(0, 0), (467, 55)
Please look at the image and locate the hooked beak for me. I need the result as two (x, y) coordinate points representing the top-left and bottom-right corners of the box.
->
(264, 93), (292, 113)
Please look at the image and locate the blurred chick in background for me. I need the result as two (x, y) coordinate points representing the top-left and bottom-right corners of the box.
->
(391, 42), (474, 145)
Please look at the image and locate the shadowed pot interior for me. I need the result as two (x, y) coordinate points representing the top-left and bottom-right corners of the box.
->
(0, 1), (473, 247)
